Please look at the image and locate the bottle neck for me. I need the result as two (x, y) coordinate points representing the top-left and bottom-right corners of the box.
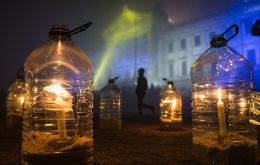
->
(49, 34), (71, 41)
(48, 25), (71, 41)
(210, 36), (227, 48)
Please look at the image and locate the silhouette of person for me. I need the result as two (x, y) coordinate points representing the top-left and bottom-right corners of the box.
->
(135, 68), (154, 116)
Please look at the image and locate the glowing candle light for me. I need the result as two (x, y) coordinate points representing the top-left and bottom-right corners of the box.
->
(18, 96), (25, 115)
(43, 83), (72, 141)
(217, 88), (226, 137)
(22, 23), (94, 164)
(171, 98), (176, 110)
(58, 40), (61, 55)
(160, 79), (182, 130)
(191, 25), (257, 164)
(20, 96), (25, 105)
(6, 68), (26, 129)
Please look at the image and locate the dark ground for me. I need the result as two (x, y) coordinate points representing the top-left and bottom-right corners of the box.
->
(93, 114), (194, 165)
(0, 87), (196, 165)
(0, 114), (195, 165)
(0, 89), (259, 164)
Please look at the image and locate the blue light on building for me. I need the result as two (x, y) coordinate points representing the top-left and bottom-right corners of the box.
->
(97, 1), (260, 93)
(157, 0), (260, 93)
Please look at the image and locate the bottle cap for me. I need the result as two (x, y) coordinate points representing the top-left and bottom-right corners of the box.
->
(108, 76), (119, 83)
(49, 24), (71, 39)
(210, 36), (227, 48)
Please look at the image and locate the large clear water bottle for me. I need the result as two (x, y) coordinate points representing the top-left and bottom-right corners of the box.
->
(160, 79), (182, 130)
(190, 25), (257, 164)
(6, 68), (25, 129)
(99, 77), (121, 130)
(22, 24), (94, 165)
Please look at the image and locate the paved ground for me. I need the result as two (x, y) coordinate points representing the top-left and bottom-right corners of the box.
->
(0, 127), (21, 165)
(93, 115), (194, 165)
(0, 115), (196, 165)
(0, 114), (259, 165)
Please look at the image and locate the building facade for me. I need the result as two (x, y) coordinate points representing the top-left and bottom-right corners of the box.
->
(157, 0), (260, 95)
(95, 6), (170, 89)
(96, 1), (260, 93)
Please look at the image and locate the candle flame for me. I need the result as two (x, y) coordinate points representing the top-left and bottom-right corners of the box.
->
(20, 96), (25, 105)
(217, 88), (222, 101)
(42, 83), (72, 112)
(58, 41), (61, 55)
(200, 94), (205, 100)
(162, 99), (171, 104)
(43, 83), (70, 97)
(171, 99), (176, 109)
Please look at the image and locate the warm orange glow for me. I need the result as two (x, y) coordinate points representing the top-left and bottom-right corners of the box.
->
(171, 99), (176, 110)
(217, 88), (226, 137)
(194, 93), (205, 100)
(44, 83), (70, 97)
(43, 83), (72, 112)
(217, 88), (222, 102)
(58, 41), (61, 55)
(43, 83), (72, 140)
(160, 97), (181, 123)
(239, 98), (247, 108)
(20, 96), (25, 105)
(200, 94), (205, 100)
(162, 99), (172, 104)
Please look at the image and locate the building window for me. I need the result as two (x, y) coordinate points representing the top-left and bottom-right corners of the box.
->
(168, 41), (173, 53)
(168, 60), (174, 77)
(194, 35), (201, 47)
(247, 49), (256, 65)
(182, 61), (187, 76)
(181, 39), (186, 50)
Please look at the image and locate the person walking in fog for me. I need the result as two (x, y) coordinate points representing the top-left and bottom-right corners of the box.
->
(135, 68), (154, 116)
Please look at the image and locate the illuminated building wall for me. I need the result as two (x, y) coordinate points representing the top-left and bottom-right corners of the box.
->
(158, 0), (260, 95)
(95, 6), (170, 89)
(95, 1), (260, 92)
(94, 7), (151, 88)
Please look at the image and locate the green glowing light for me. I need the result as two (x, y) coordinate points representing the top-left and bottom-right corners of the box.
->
(94, 7), (152, 88)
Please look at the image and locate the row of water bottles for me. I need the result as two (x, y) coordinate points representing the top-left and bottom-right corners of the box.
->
(6, 73), (183, 131)
(98, 76), (183, 131)
(4, 22), (182, 165)
(4, 22), (260, 164)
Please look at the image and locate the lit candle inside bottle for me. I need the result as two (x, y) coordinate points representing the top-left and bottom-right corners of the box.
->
(18, 96), (25, 115)
(217, 88), (227, 137)
(20, 96), (25, 105)
(171, 98), (176, 114)
(43, 83), (72, 141)
(171, 98), (176, 110)
(161, 98), (173, 122)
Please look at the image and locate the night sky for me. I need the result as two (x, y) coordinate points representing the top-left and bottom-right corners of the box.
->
(0, 0), (241, 91)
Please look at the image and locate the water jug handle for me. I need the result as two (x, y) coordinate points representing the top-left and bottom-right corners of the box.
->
(70, 22), (93, 35)
(219, 24), (239, 42)
(113, 77), (120, 81)
(163, 78), (174, 85)
(163, 78), (169, 83)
